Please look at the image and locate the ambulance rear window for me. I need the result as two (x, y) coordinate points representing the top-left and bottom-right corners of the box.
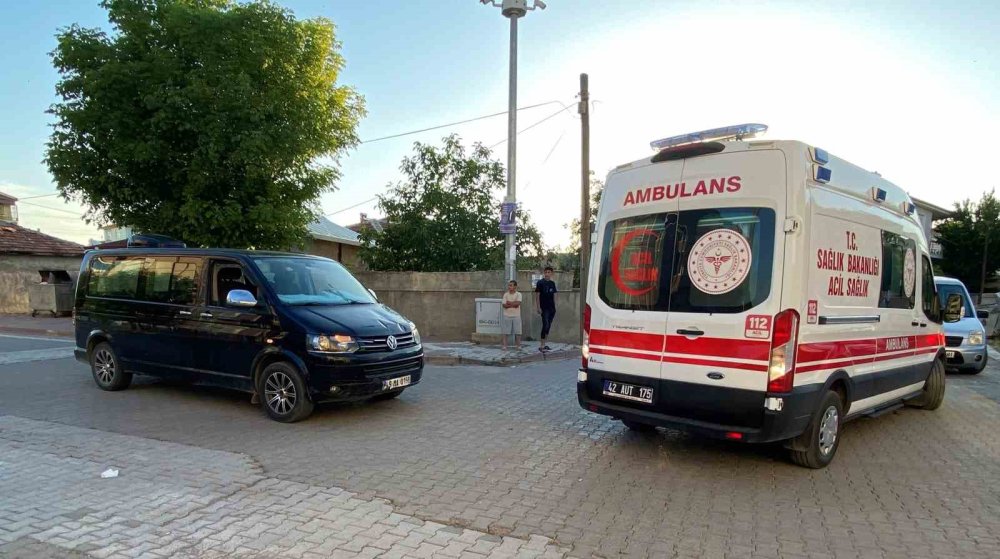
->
(597, 208), (775, 313)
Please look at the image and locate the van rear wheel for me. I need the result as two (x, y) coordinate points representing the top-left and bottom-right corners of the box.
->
(790, 390), (842, 469)
(907, 358), (946, 410)
(259, 362), (314, 423)
(90, 342), (132, 391)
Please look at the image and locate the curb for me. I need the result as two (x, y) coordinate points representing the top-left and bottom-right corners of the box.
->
(0, 325), (74, 339)
(425, 349), (578, 367)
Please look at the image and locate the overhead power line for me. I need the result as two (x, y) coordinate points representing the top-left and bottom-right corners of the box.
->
(488, 104), (573, 150)
(325, 197), (378, 217)
(16, 199), (86, 217)
(359, 100), (569, 145)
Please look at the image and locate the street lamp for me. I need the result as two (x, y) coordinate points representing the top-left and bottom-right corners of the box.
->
(481, 0), (546, 282)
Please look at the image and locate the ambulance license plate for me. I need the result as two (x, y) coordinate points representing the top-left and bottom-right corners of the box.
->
(946, 351), (955, 359)
(383, 375), (411, 390)
(603, 380), (654, 404)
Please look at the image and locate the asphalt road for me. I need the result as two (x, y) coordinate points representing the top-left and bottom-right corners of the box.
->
(3, 333), (1000, 558)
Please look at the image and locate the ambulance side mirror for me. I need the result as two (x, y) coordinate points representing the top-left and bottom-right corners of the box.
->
(942, 293), (964, 323)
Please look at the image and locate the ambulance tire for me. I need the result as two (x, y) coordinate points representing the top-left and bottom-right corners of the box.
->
(908, 358), (946, 410)
(789, 390), (843, 469)
(621, 419), (656, 433)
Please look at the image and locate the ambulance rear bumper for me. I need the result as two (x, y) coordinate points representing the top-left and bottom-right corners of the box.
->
(577, 372), (819, 444)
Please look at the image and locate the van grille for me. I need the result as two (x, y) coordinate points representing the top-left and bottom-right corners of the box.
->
(358, 332), (416, 352)
(945, 336), (963, 348)
(363, 355), (423, 377)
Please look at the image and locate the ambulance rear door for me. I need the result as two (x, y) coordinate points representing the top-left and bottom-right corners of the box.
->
(660, 149), (787, 428)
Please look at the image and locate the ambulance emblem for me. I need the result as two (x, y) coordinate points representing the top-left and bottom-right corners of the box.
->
(903, 248), (916, 298)
(688, 229), (752, 295)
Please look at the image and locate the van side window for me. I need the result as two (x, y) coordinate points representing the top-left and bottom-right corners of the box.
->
(668, 208), (775, 314)
(141, 257), (203, 305)
(920, 255), (940, 323)
(879, 232), (916, 309)
(210, 262), (258, 306)
(88, 256), (143, 299)
(597, 213), (672, 311)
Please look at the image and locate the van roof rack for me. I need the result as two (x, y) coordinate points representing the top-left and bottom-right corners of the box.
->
(126, 234), (187, 248)
(650, 123), (767, 151)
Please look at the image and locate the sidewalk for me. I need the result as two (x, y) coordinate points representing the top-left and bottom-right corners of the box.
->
(0, 314), (578, 365)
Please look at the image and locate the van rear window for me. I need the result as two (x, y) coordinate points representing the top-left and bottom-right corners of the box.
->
(598, 208), (775, 313)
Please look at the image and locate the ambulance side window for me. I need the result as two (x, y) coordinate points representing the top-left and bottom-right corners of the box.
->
(668, 207), (775, 314)
(597, 213), (673, 311)
(921, 255), (941, 323)
(878, 232), (916, 310)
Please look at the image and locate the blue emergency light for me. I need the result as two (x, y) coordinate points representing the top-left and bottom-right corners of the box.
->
(814, 166), (832, 184)
(650, 123), (768, 151)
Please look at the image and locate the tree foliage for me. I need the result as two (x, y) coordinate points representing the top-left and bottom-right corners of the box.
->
(46, 0), (364, 249)
(358, 135), (545, 272)
(936, 190), (1000, 292)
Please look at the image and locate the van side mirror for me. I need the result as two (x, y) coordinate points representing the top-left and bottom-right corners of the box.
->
(368, 288), (378, 301)
(978, 309), (990, 319)
(942, 293), (964, 323)
(226, 289), (258, 308)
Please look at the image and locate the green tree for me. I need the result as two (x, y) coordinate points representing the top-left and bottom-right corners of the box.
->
(358, 135), (545, 272)
(936, 190), (1000, 298)
(46, 0), (364, 249)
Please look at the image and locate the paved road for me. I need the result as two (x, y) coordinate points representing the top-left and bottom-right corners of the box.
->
(2, 334), (1000, 558)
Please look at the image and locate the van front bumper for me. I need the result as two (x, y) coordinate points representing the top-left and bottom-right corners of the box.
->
(577, 370), (820, 444)
(303, 348), (424, 402)
(74, 347), (88, 364)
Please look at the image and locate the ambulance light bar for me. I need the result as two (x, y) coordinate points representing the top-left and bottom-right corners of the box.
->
(650, 123), (768, 151)
(902, 201), (917, 215)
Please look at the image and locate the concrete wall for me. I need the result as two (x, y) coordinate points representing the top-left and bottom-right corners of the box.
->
(352, 270), (581, 343)
(0, 255), (82, 314)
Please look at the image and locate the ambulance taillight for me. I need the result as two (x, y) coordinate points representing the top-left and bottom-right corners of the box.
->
(581, 304), (592, 369)
(767, 309), (800, 393)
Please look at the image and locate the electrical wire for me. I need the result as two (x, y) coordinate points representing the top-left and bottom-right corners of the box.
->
(488, 104), (574, 150)
(324, 196), (379, 217)
(359, 100), (569, 145)
(15, 200), (86, 217)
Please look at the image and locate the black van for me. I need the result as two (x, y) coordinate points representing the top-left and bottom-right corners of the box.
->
(73, 248), (423, 422)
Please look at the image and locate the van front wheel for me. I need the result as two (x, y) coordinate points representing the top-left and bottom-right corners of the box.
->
(259, 362), (314, 423)
(790, 390), (843, 469)
(90, 342), (132, 391)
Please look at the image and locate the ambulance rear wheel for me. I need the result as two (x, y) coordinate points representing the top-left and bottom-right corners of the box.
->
(790, 390), (843, 469)
(907, 358), (946, 410)
(621, 419), (655, 432)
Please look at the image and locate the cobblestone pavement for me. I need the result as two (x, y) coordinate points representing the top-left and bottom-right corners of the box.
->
(2, 334), (1000, 558)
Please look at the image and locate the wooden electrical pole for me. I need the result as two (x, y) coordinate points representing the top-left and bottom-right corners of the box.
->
(579, 73), (590, 342)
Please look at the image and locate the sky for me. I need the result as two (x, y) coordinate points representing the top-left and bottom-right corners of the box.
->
(1, 0), (999, 248)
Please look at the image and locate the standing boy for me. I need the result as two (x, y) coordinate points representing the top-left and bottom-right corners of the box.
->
(501, 280), (522, 350)
(534, 267), (558, 351)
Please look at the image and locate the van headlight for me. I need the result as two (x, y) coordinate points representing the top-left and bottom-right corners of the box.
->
(409, 322), (421, 345)
(969, 331), (985, 346)
(308, 334), (359, 353)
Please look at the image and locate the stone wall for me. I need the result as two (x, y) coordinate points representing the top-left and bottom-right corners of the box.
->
(0, 255), (83, 314)
(352, 270), (581, 343)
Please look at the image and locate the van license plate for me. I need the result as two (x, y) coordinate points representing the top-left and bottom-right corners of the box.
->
(603, 380), (654, 404)
(946, 351), (955, 359)
(383, 375), (411, 390)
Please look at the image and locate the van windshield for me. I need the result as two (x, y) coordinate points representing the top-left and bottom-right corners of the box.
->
(935, 283), (974, 318)
(253, 257), (374, 306)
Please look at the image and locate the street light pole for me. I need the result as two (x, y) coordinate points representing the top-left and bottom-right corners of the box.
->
(482, 0), (546, 281)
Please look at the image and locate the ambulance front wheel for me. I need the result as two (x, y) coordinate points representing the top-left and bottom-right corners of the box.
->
(789, 390), (843, 469)
(907, 358), (946, 410)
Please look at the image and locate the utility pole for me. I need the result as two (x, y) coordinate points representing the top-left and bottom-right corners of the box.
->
(481, 0), (546, 282)
(579, 73), (590, 341)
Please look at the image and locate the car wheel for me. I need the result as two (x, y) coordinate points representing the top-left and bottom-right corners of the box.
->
(371, 389), (404, 402)
(259, 362), (314, 423)
(621, 419), (656, 432)
(907, 358), (946, 410)
(90, 342), (132, 391)
(790, 390), (843, 469)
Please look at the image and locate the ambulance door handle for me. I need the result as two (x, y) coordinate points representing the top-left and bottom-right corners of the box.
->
(676, 328), (704, 337)
(911, 321), (919, 327)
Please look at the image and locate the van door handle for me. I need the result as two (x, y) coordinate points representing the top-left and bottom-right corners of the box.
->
(179, 310), (192, 316)
(676, 328), (704, 337)
(200, 312), (213, 318)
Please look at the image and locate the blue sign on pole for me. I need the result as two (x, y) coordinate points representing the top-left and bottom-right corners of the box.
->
(500, 202), (517, 234)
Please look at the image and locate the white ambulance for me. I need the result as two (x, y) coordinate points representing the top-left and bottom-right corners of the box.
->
(578, 124), (964, 468)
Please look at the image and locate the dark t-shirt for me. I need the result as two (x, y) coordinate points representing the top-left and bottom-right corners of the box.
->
(535, 279), (557, 311)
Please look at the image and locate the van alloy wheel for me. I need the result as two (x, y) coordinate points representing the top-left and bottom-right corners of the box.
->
(264, 371), (297, 415)
(94, 349), (116, 384)
(818, 407), (839, 456)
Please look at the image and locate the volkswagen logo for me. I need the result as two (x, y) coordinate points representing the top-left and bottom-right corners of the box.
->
(386, 335), (398, 350)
